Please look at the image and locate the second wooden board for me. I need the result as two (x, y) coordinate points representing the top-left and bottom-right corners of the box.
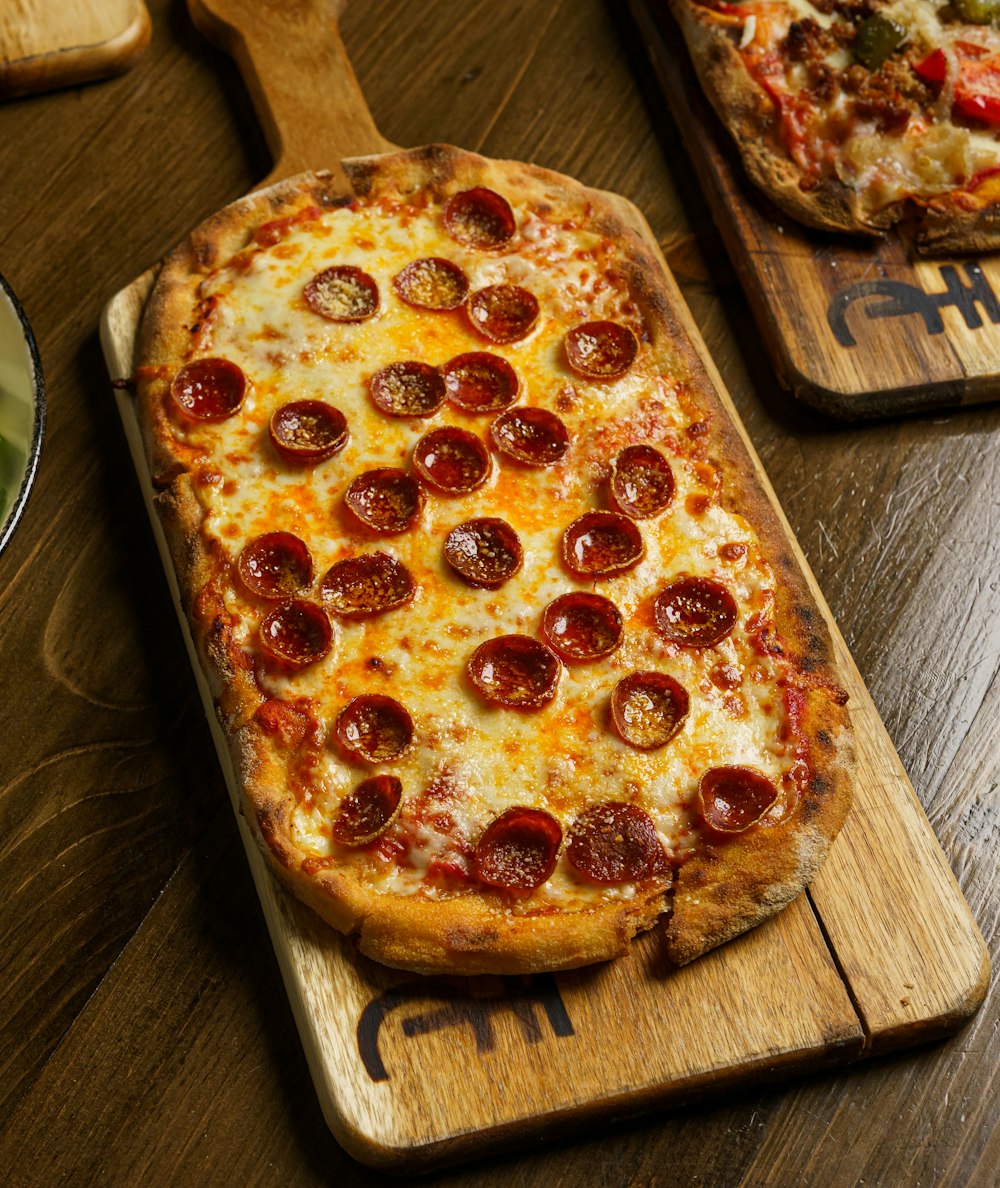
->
(629, 1), (1000, 420)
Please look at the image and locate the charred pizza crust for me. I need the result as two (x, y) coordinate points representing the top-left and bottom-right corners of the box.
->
(670, 0), (1000, 253)
(135, 144), (852, 975)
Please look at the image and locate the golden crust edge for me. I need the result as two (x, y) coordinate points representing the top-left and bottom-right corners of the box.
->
(234, 717), (671, 976)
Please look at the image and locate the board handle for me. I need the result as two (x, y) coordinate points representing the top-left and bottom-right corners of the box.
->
(188, 0), (396, 185)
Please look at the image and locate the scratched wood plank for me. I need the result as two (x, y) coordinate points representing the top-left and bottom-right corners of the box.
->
(627, 0), (1000, 419)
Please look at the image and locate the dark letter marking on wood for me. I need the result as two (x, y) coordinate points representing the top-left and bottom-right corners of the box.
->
(828, 262), (1000, 347)
(357, 974), (574, 1082)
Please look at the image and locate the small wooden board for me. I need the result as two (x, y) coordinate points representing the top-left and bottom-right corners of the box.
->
(629, 1), (1000, 420)
(0, 0), (150, 99)
(98, 0), (988, 1170)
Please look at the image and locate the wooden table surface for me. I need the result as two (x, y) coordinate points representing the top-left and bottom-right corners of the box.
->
(0, 1), (996, 1183)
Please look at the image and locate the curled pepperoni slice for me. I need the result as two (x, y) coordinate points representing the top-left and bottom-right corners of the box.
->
(610, 672), (689, 750)
(443, 352), (519, 414)
(444, 518), (523, 589)
(443, 187), (516, 249)
(610, 445), (675, 519)
(654, 576), (738, 647)
(320, 553), (415, 618)
(304, 265), (379, 322)
(269, 399), (348, 464)
(566, 802), (667, 884)
(467, 284), (539, 344)
(332, 775), (403, 846)
(334, 695), (414, 763)
(475, 807), (562, 891)
(541, 592), (623, 663)
(344, 468), (425, 534)
(259, 600), (332, 669)
(562, 511), (644, 578)
(170, 357), (246, 421)
(491, 407), (569, 467)
(369, 361), (446, 418)
(565, 321), (639, 380)
(393, 257), (469, 310)
(413, 426), (491, 494)
(237, 532), (313, 601)
(467, 635), (560, 709)
(699, 766), (778, 834)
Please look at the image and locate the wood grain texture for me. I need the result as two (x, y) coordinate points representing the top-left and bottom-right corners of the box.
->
(631, 1), (1000, 419)
(0, 0), (151, 97)
(0, 0), (997, 1183)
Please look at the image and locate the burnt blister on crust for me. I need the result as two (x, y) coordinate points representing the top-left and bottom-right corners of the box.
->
(800, 772), (833, 823)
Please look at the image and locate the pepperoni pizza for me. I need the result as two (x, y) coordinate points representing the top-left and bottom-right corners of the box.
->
(133, 145), (853, 975)
(671, 0), (1000, 252)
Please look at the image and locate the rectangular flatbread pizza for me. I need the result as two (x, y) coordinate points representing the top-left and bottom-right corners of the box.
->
(129, 144), (853, 975)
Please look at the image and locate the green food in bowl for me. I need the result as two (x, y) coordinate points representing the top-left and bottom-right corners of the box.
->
(0, 273), (45, 556)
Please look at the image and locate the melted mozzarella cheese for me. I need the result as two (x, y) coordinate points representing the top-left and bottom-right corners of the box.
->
(176, 193), (800, 908)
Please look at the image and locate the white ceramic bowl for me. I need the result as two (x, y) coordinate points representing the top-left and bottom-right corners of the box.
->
(0, 273), (45, 557)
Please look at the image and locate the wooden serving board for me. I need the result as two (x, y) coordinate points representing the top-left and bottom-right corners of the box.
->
(628, 1), (1000, 420)
(99, 0), (988, 1170)
(0, 0), (150, 99)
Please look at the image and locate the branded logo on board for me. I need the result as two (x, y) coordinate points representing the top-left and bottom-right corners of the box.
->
(356, 974), (575, 1082)
(828, 262), (1000, 347)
